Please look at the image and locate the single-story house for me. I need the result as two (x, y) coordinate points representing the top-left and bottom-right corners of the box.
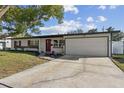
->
(7, 31), (119, 57)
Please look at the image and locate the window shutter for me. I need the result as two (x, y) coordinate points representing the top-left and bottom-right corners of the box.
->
(28, 40), (30, 46)
(14, 41), (17, 47)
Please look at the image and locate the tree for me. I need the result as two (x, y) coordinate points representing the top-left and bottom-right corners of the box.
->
(105, 26), (123, 41)
(67, 29), (83, 34)
(106, 26), (115, 32)
(0, 5), (64, 37)
(112, 31), (124, 41)
(76, 29), (84, 33)
(0, 6), (10, 32)
(88, 28), (97, 33)
(0, 6), (10, 18)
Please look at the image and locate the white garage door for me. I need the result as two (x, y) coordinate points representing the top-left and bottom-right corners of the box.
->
(65, 37), (108, 57)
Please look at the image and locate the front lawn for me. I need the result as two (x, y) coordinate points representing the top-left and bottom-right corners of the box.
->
(112, 54), (124, 71)
(0, 51), (47, 79)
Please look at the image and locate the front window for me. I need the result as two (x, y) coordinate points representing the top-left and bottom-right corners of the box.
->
(14, 41), (21, 47)
(28, 40), (39, 48)
(53, 40), (64, 48)
(59, 40), (64, 47)
(53, 40), (58, 48)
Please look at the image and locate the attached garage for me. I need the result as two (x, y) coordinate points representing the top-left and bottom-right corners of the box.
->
(64, 33), (112, 57)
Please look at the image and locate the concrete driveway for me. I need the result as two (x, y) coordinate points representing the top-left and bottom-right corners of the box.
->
(0, 55), (124, 88)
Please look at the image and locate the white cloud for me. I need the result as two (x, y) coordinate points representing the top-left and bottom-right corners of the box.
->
(98, 5), (118, 10)
(98, 5), (106, 10)
(40, 20), (83, 35)
(109, 5), (118, 9)
(77, 17), (81, 20)
(97, 16), (107, 22)
(64, 5), (79, 14)
(85, 23), (97, 30)
(86, 17), (97, 30)
(87, 16), (94, 22)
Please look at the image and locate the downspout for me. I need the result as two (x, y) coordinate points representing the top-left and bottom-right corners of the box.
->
(110, 32), (112, 57)
(3, 36), (6, 50)
(38, 38), (41, 53)
(123, 41), (124, 54)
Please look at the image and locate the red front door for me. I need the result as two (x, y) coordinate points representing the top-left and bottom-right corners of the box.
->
(46, 39), (51, 52)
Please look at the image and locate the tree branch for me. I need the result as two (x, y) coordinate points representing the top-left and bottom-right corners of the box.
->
(0, 6), (10, 18)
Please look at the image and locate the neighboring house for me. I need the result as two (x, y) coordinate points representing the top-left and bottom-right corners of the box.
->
(112, 38), (124, 54)
(112, 41), (124, 54)
(0, 40), (5, 50)
(0, 37), (11, 50)
(0, 31), (120, 57)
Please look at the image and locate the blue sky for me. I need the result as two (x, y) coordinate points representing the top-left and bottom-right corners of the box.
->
(39, 5), (124, 35)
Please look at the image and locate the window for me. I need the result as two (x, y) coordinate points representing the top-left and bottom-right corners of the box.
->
(35, 40), (39, 46)
(53, 40), (65, 48)
(14, 41), (17, 47)
(19, 41), (21, 46)
(59, 40), (64, 47)
(14, 41), (21, 47)
(53, 40), (58, 48)
(28, 40), (39, 47)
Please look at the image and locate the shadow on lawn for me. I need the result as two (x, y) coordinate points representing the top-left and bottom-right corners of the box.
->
(0, 50), (39, 56)
(113, 58), (124, 63)
(113, 55), (124, 63)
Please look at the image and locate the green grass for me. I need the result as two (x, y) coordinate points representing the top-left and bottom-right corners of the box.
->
(0, 51), (47, 79)
(113, 54), (124, 59)
(112, 54), (124, 71)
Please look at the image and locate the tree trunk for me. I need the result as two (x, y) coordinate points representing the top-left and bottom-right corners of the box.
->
(0, 6), (10, 18)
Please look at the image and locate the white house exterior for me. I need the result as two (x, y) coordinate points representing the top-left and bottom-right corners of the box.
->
(11, 35), (65, 55)
(0, 31), (120, 57)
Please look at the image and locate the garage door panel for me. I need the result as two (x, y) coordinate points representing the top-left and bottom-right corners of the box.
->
(65, 37), (108, 57)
